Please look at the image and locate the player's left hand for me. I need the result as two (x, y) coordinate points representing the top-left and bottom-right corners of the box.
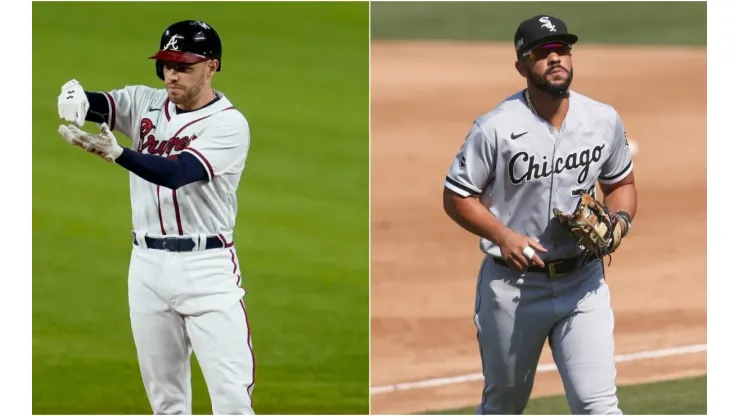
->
(58, 123), (124, 162)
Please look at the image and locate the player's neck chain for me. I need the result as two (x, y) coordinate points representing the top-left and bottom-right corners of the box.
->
(523, 88), (567, 132)
(523, 88), (536, 114)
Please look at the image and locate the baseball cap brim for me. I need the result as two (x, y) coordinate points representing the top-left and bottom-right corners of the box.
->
(148, 50), (210, 64)
(522, 33), (578, 51)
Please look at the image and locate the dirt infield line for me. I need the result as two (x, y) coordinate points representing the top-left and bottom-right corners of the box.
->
(370, 343), (707, 395)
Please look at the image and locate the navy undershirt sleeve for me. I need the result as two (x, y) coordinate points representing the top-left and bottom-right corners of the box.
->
(84, 92), (110, 124)
(85, 91), (208, 188)
(115, 149), (208, 189)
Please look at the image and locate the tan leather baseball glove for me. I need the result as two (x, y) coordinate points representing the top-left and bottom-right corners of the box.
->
(553, 190), (631, 259)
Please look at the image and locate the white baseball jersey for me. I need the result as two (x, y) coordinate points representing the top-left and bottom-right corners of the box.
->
(101, 85), (250, 239)
(445, 90), (633, 260)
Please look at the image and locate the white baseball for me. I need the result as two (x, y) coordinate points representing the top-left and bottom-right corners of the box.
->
(522, 246), (535, 260)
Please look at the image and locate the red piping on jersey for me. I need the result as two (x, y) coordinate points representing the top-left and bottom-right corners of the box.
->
(219, 233), (234, 248)
(166, 105), (236, 180)
(164, 99), (171, 121)
(240, 298), (256, 399)
(157, 186), (166, 235)
(171, 114), (216, 141)
(184, 148), (215, 179)
(230, 248), (254, 398)
(103, 92), (116, 131)
(172, 190), (183, 235)
(230, 248), (239, 280)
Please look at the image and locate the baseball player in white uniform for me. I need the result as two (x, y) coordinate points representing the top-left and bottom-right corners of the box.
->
(442, 15), (638, 415)
(55, 20), (255, 415)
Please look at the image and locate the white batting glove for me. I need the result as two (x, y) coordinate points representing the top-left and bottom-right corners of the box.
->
(58, 123), (124, 162)
(57, 123), (87, 150)
(57, 79), (89, 127)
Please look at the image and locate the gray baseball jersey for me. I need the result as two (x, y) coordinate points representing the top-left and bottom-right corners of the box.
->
(445, 89), (633, 261)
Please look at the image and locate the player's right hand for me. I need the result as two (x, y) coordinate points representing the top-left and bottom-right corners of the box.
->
(57, 79), (89, 127)
(499, 231), (547, 271)
(58, 123), (123, 163)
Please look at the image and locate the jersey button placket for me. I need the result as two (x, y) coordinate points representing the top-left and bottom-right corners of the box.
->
(547, 128), (561, 244)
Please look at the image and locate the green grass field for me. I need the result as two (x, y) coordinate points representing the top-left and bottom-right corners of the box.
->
(33, 2), (368, 414)
(371, 1), (707, 45)
(422, 375), (707, 415)
(424, 376), (707, 415)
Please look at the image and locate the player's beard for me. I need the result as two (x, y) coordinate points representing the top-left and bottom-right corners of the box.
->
(170, 82), (203, 106)
(169, 71), (208, 107)
(528, 65), (573, 98)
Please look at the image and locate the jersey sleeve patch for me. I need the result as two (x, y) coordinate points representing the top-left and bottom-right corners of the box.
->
(444, 122), (497, 197)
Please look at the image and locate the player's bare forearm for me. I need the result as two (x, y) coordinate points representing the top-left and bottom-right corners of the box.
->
(442, 187), (511, 245)
(600, 172), (638, 220)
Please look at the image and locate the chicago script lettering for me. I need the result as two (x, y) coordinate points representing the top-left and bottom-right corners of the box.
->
(509, 144), (605, 185)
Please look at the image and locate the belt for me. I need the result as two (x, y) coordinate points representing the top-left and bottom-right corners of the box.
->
(491, 254), (598, 278)
(132, 232), (227, 252)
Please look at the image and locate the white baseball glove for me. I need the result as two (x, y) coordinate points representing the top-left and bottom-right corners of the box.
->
(57, 79), (89, 127)
(58, 123), (124, 163)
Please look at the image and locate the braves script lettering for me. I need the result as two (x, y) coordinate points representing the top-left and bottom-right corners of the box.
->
(138, 117), (196, 157)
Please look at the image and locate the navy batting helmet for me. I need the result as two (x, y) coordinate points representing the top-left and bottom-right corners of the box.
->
(149, 20), (222, 80)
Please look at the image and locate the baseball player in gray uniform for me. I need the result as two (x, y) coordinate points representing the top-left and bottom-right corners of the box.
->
(442, 15), (637, 415)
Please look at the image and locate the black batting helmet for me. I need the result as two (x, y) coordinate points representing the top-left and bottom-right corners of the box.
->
(149, 20), (222, 80)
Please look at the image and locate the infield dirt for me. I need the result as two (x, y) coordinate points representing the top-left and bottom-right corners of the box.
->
(370, 41), (706, 415)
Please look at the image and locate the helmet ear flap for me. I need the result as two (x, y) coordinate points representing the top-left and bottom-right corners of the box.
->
(156, 61), (164, 80)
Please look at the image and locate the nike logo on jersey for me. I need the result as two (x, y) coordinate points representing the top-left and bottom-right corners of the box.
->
(148, 107), (162, 112)
(508, 143), (606, 185)
(510, 132), (528, 140)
